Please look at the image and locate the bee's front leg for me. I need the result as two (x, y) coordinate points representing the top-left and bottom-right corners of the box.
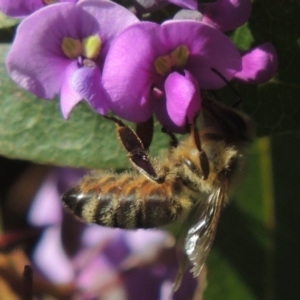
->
(104, 116), (165, 183)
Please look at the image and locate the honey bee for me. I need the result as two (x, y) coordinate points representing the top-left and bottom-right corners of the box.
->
(62, 96), (254, 283)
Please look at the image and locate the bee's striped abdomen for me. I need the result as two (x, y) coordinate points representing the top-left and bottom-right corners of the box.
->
(62, 172), (188, 229)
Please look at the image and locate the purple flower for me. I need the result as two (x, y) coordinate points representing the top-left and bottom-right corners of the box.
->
(102, 20), (277, 132)
(134, 0), (198, 15)
(28, 168), (85, 283)
(234, 42), (278, 83)
(198, 0), (252, 32)
(0, 0), (77, 18)
(27, 167), (200, 299)
(103, 20), (241, 131)
(136, 0), (251, 33)
(174, 0), (251, 32)
(6, 0), (139, 118)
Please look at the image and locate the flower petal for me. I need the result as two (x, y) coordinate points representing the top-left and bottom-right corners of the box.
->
(155, 71), (201, 132)
(125, 268), (166, 300)
(104, 20), (242, 122)
(79, 0), (139, 57)
(173, 9), (204, 22)
(27, 169), (62, 226)
(134, 0), (197, 15)
(72, 65), (110, 115)
(0, 0), (43, 17)
(60, 61), (82, 119)
(234, 42), (278, 84)
(103, 22), (164, 122)
(199, 0), (252, 32)
(124, 229), (171, 254)
(33, 226), (74, 284)
(169, 0), (198, 10)
(81, 226), (123, 248)
(76, 254), (126, 299)
(134, 0), (167, 15)
(0, 0), (78, 17)
(160, 20), (242, 88)
(6, 2), (100, 99)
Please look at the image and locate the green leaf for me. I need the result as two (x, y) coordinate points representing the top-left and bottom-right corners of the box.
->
(0, 44), (170, 168)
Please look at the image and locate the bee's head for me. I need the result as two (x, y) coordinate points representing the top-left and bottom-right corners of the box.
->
(201, 136), (245, 187)
(177, 98), (254, 190)
(199, 97), (254, 187)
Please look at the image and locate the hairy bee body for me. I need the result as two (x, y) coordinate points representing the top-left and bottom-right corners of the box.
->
(63, 128), (243, 229)
(63, 168), (194, 229)
(63, 97), (254, 280)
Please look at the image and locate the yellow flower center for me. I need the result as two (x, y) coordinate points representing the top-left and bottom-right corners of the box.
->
(61, 35), (102, 60)
(61, 37), (83, 59)
(155, 45), (190, 76)
(83, 35), (102, 59)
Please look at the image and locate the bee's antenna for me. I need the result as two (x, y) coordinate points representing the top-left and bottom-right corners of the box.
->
(211, 68), (241, 107)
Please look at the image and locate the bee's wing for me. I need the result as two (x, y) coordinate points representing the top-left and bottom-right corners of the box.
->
(185, 185), (226, 276)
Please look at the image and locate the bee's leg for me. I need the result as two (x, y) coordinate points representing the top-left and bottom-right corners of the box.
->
(135, 116), (153, 151)
(161, 127), (179, 148)
(192, 116), (210, 180)
(104, 116), (165, 183)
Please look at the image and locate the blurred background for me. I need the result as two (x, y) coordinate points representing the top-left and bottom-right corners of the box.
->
(0, 133), (299, 299)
